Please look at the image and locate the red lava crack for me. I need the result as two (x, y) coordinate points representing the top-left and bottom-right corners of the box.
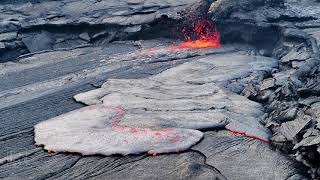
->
(108, 105), (270, 147)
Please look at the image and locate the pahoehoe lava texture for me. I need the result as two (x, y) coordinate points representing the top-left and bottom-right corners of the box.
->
(2, 0), (320, 179)
(35, 53), (276, 155)
(35, 104), (204, 156)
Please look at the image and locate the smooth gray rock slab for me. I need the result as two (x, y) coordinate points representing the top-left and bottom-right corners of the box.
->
(278, 113), (312, 141)
(34, 104), (203, 156)
(150, 53), (278, 85)
(193, 131), (307, 180)
(0, 32), (17, 42)
(0, 148), (226, 180)
(0, 150), (80, 180)
(208, 0), (284, 21)
(281, 46), (311, 63)
(22, 31), (54, 52)
(305, 28), (320, 46)
(48, 152), (227, 180)
(294, 135), (320, 150)
(260, 78), (276, 90)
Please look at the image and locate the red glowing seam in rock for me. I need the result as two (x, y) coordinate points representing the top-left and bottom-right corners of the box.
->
(108, 105), (270, 144)
(108, 106), (178, 139)
(41, 105), (269, 155)
(108, 105), (270, 152)
(226, 128), (271, 143)
(108, 105), (181, 156)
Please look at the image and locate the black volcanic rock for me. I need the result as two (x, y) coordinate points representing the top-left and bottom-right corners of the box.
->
(0, 0), (205, 61)
(208, 0), (285, 21)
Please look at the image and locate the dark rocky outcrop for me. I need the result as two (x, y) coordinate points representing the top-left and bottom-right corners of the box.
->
(211, 0), (320, 178)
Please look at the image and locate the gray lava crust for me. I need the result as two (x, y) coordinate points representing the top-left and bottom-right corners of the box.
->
(1, 0), (320, 179)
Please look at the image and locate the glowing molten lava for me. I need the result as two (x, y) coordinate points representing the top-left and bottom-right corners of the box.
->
(179, 18), (221, 48)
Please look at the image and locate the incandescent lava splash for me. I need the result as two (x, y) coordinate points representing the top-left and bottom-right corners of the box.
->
(179, 18), (221, 48)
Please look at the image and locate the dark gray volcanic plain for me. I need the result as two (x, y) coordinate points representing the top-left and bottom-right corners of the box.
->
(1, 0), (320, 179)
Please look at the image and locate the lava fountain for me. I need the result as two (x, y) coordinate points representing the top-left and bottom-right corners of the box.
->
(179, 18), (221, 48)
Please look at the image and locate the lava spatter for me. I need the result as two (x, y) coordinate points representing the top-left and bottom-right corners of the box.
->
(179, 18), (221, 49)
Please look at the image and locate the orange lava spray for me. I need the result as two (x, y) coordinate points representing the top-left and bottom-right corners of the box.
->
(179, 18), (221, 48)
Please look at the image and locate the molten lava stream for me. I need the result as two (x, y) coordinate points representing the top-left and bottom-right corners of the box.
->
(178, 18), (221, 49)
(179, 39), (220, 48)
